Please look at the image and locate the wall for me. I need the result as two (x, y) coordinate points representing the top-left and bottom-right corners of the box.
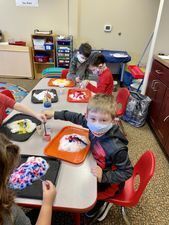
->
(78, 0), (159, 64)
(155, 0), (169, 55)
(0, 0), (160, 63)
(0, 0), (68, 44)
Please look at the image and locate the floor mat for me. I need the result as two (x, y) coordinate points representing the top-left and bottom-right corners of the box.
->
(0, 82), (28, 115)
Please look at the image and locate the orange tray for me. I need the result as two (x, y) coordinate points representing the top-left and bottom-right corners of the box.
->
(67, 89), (91, 103)
(48, 78), (75, 87)
(44, 126), (90, 164)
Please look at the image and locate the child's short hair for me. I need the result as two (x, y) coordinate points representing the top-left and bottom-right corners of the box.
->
(89, 52), (105, 67)
(79, 43), (92, 58)
(87, 94), (116, 118)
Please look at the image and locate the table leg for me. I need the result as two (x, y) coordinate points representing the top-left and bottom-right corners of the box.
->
(120, 63), (125, 86)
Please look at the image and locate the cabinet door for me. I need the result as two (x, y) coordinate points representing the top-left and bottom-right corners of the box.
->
(156, 88), (169, 148)
(164, 135), (169, 156)
(146, 73), (166, 130)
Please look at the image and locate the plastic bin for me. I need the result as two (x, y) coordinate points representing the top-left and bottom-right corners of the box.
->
(34, 55), (49, 63)
(45, 43), (54, 50)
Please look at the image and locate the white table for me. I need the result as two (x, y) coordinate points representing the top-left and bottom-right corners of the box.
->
(6, 78), (97, 224)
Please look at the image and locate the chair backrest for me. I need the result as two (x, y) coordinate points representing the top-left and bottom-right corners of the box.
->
(116, 88), (130, 116)
(1, 89), (15, 100)
(61, 69), (69, 79)
(113, 150), (155, 207)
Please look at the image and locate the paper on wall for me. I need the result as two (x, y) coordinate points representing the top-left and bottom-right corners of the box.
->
(16, 0), (39, 7)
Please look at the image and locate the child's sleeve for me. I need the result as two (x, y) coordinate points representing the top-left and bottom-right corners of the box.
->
(101, 149), (133, 184)
(86, 75), (108, 93)
(0, 94), (16, 108)
(54, 110), (88, 128)
(69, 56), (78, 75)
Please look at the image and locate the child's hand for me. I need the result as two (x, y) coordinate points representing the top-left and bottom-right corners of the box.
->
(91, 165), (103, 183)
(81, 80), (89, 88)
(36, 113), (47, 123)
(42, 180), (56, 206)
(44, 110), (55, 119)
(75, 76), (81, 83)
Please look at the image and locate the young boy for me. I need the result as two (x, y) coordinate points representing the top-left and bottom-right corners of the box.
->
(45, 94), (133, 221)
(82, 52), (114, 95)
(0, 93), (46, 125)
(67, 43), (92, 82)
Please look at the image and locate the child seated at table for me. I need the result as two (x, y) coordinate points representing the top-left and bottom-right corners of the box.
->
(45, 94), (133, 221)
(67, 43), (92, 82)
(0, 92), (46, 126)
(0, 133), (56, 225)
(81, 52), (114, 94)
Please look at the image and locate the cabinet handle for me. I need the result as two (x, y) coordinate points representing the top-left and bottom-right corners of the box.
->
(153, 81), (159, 91)
(155, 69), (163, 75)
(164, 115), (169, 122)
(151, 79), (158, 89)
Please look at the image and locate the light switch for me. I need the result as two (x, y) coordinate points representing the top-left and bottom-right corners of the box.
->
(104, 25), (112, 32)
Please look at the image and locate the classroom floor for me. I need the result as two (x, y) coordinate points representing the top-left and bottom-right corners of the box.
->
(0, 77), (169, 225)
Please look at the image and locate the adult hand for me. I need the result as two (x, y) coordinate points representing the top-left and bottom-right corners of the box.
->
(91, 165), (103, 183)
(42, 180), (56, 206)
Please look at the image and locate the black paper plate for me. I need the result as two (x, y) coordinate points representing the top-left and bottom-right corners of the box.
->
(0, 113), (41, 142)
(13, 155), (60, 199)
(31, 89), (58, 104)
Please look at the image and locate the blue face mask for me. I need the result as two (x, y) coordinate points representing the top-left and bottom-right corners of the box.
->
(87, 121), (113, 136)
(92, 68), (100, 76)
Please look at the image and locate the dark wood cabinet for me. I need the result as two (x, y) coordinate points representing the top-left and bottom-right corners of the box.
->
(146, 58), (169, 156)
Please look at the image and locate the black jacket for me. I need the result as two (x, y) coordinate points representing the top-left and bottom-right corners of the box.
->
(54, 110), (133, 186)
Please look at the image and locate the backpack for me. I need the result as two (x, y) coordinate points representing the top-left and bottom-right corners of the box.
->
(122, 91), (151, 127)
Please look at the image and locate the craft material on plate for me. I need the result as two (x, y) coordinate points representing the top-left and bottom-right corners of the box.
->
(67, 89), (91, 103)
(44, 126), (90, 164)
(59, 133), (88, 152)
(53, 79), (70, 86)
(48, 78), (75, 87)
(33, 90), (56, 101)
(69, 90), (87, 100)
(7, 119), (36, 134)
(9, 157), (49, 190)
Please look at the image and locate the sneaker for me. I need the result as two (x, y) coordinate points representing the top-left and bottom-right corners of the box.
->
(97, 202), (113, 221)
(85, 201), (105, 218)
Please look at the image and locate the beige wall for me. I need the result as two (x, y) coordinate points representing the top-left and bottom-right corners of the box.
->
(155, 0), (169, 55)
(0, 0), (160, 63)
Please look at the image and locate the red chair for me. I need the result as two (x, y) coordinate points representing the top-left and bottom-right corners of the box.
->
(105, 150), (155, 224)
(61, 69), (69, 79)
(1, 89), (15, 119)
(115, 88), (130, 135)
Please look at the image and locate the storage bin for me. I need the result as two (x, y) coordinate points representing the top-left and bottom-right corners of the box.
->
(45, 43), (54, 50)
(34, 55), (49, 63)
(33, 39), (45, 50)
(57, 40), (71, 45)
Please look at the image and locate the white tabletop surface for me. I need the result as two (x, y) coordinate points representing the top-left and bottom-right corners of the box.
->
(6, 78), (97, 212)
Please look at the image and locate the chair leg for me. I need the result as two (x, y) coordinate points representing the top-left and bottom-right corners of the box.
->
(121, 207), (130, 225)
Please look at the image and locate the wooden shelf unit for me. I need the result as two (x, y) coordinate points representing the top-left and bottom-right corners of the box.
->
(31, 34), (56, 79)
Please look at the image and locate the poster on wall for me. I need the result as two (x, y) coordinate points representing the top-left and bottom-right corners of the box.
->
(16, 0), (39, 7)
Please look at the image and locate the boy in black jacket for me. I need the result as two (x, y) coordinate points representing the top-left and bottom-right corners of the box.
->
(45, 94), (133, 221)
